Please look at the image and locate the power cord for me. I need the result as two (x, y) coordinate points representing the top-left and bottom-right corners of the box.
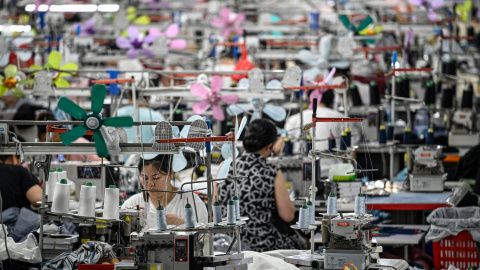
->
(0, 192), (14, 270)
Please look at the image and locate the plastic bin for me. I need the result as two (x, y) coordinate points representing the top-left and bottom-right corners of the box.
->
(432, 230), (480, 269)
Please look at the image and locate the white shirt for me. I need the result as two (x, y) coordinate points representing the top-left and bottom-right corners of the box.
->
(285, 107), (347, 154)
(121, 192), (209, 231)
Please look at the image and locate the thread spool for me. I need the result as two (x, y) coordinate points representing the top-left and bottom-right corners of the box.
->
(424, 81), (436, 106)
(184, 199), (195, 228)
(103, 185), (119, 220)
(354, 193), (366, 215)
(213, 201), (222, 226)
(327, 192), (337, 215)
(426, 128), (434, 145)
(157, 202), (167, 231)
(328, 132), (336, 152)
(284, 138), (292, 156)
(441, 87), (454, 109)
(55, 168), (68, 182)
(378, 125), (387, 144)
(461, 85), (474, 109)
(307, 200), (315, 225)
(46, 169), (57, 203)
(227, 200), (236, 225)
(369, 81), (380, 105)
(299, 204), (309, 229)
(350, 84), (363, 106)
(232, 196), (240, 220)
(340, 131), (347, 150)
(78, 182), (96, 217)
(403, 127), (412, 144)
(51, 179), (70, 214)
(345, 128), (351, 147)
(387, 123), (394, 141)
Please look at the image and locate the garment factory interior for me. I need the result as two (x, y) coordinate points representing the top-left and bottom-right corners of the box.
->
(0, 0), (479, 269)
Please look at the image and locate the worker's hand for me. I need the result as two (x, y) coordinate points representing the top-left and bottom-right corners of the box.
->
(166, 214), (185, 226)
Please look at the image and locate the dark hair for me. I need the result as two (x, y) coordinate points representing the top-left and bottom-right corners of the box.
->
(243, 119), (277, 152)
(138, 154), (173, 174)
(321, 89), (335, 108)
(13, 103), (47, 130)
(36, 110), (57, 139)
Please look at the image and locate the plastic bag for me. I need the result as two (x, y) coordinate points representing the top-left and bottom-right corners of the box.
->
(426, 206), (480, 242)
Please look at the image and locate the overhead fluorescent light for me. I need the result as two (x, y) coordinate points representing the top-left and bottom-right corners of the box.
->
(49, 4), (97, 12)
(97, 4), (120, 12)
(0, 25), (32, 32)
(24, 4), (120, 13)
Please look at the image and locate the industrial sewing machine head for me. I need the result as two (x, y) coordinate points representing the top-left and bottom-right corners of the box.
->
(318, 213), (381, 270)
(409, 146), (446, 192)
(448, 85), (480, 147)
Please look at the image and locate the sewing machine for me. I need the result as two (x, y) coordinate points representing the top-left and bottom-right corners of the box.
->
(448, 109), (480, 147)
(409, 146), (446, 192)
(320, 214), (382, 270)
(52, 161), (109, 201)
(127, 231), (251, 269)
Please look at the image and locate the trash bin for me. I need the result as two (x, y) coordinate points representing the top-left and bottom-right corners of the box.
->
(426, 207), (480, 269)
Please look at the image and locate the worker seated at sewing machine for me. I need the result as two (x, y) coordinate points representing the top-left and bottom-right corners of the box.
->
(121, 154), (208, 230)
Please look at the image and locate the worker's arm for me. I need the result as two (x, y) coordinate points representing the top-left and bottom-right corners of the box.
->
(274, 170), (295, 222)
(212, 161), (224, 201)
(26, 185), (43, 207)
(272, 135), (285, 156)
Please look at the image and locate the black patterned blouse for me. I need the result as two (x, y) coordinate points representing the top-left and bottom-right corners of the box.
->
(218, 151), (298, 252)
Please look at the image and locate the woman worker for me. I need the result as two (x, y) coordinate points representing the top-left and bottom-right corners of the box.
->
(217, 119), (299, 252)
(121, 154), (208, 230)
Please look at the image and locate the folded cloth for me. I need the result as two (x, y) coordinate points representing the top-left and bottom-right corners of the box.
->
(41, 241), (113, 270)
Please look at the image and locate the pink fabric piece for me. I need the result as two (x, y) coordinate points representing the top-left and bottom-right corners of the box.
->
(127, 26), (139, 40)
(192, 99), (211, 114)
(210, 76), (223, 95)
(212, 104), (225, 121)
(169, 39), (187, 50)
(116, 37), (131, 48)
(190, 83), (210, 99)
(165, 24), (179, 38)
(427, 9), (437, 21)
(220, 95), (239, 104)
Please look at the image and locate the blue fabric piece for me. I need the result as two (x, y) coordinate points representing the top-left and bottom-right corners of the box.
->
(41, 241), (113, 270)
(2, 207), (40, 242)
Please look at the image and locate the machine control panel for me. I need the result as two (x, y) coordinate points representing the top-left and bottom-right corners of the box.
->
(174, 239), (189, 262)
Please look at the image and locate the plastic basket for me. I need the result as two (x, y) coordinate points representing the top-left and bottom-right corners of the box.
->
(433, 230), (480, 269)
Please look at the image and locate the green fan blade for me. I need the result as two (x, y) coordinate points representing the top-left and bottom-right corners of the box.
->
(357, 16), (373, 32)
(58, 97), (87, 120)
(17, 78), (36, 85)
(60, 125), (88, 146)
(103, 116), (134, 127)
(91, 84), (106, 114)
(5, 65), (17, 78)
(93, 130), (109, 158)
(339, 15), (356, 31)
